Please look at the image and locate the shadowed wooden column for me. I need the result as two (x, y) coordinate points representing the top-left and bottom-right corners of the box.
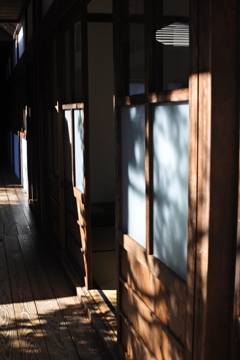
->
(193, 0), (238, 359)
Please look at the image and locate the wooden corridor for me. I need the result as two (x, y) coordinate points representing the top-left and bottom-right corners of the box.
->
(0, 163), (113, 360)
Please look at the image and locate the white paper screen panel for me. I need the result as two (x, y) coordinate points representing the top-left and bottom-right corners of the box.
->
(153, 102), (189, 279)
(121, 105), (146, 248)
(20, 137), (28, 195)
(74, 109), (84, 193)
(64, 110), (72, 182)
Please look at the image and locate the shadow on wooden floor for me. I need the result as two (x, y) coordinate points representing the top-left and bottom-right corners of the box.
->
(0, 164), (113, 360)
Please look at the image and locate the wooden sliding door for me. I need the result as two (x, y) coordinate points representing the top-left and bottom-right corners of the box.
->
(61, 103), (92, 289)
(60, 3), (92, 288)
(114, 0), (195, 359)
(41, 2), (93, 287)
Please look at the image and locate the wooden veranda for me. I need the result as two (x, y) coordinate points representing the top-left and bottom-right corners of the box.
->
(0, 163), (113, 360)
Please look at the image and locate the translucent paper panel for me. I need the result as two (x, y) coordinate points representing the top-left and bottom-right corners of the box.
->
(18, 22), (25, 58)
(9, 131), (13, 165)
(20, 138), (28, 195)
(64, 110), (72, 182)
(74, 109), (84, 193)
(153, 102), (189, 279)
(13, 134), (20, 179)
(121, 105), (146, 248)
(13, 39), (18, 68)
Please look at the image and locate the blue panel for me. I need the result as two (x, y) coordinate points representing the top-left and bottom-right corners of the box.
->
(121, 105), (146, 248)
(64, 110), (72, 182)
(153, 102), (189, 279)
(13, 134), (20, 179)
(74, 109), (84, 193)
(20, 138), (28, 194)
(9, 131), (13, 165)
(18, 25), (25, 58)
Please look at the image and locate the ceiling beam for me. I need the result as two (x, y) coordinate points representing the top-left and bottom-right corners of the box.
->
(0, 19), (19, 23)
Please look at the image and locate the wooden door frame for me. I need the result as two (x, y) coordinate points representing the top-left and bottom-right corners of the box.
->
(113, 0), (239, 359)
(53, 2), (93, 288)
(113, 0), (195, 358)
(60, 102), (92, 289)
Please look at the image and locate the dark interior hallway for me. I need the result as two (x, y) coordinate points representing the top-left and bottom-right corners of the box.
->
(0, 162), (113, 360)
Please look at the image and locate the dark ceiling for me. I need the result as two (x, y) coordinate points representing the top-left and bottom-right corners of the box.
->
(0, 0), (29, 65)
(0, 0), (27, 22)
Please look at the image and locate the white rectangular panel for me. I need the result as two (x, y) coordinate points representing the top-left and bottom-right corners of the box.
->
(153, 102), (189, 279)
(74, 109), (84, 193)
(121, 105), (146, 248)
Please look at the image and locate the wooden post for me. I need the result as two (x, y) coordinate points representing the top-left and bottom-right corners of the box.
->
(193, 0), (238, 359)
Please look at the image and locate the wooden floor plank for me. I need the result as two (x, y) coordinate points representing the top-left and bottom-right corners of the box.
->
(11, 205), (30, 226)
(2, 175), (31, 231)
(4, 235), (50, 360)
(0, 241), (22, 360)
(0, 216), (3, 240)
(0, 173), (18, 235)
(9, 179), (40, 234)
(56, 295), (112, 360)
(0, 205), (18, 235)
(31, 234), (113, 360)
(18, 234), (81, 360)
(3, 183), (19, 204)
(2, 169), (39, 235)
(0, 164), (114, 360)
(0, 192), (8, 204)
(16, 224), (32, 235)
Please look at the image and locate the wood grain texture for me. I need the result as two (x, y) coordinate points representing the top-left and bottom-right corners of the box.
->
(39, 244), (113, 359)
(0, 205), (18, 235)
(18, 234), (80, 360)
(20, 233), (112, 360)
(193, 1), (238, 360)
(120, 276), (184, 353)
(4, 235), (50, 360)
(0, 164), (113, 360)
(10, 180), (39, 233)
(185, 0), (199, 358)
(120, 234), (186, 303)
(0, 241), (21, 360)
(0, 216), (3, 240)
(116, 89), (189, 107)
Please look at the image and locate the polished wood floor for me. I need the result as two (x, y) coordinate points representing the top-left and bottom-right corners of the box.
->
(0, 164), (112, 360)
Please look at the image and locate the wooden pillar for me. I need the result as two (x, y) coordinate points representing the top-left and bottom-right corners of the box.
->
(193, 0), (238, 359)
